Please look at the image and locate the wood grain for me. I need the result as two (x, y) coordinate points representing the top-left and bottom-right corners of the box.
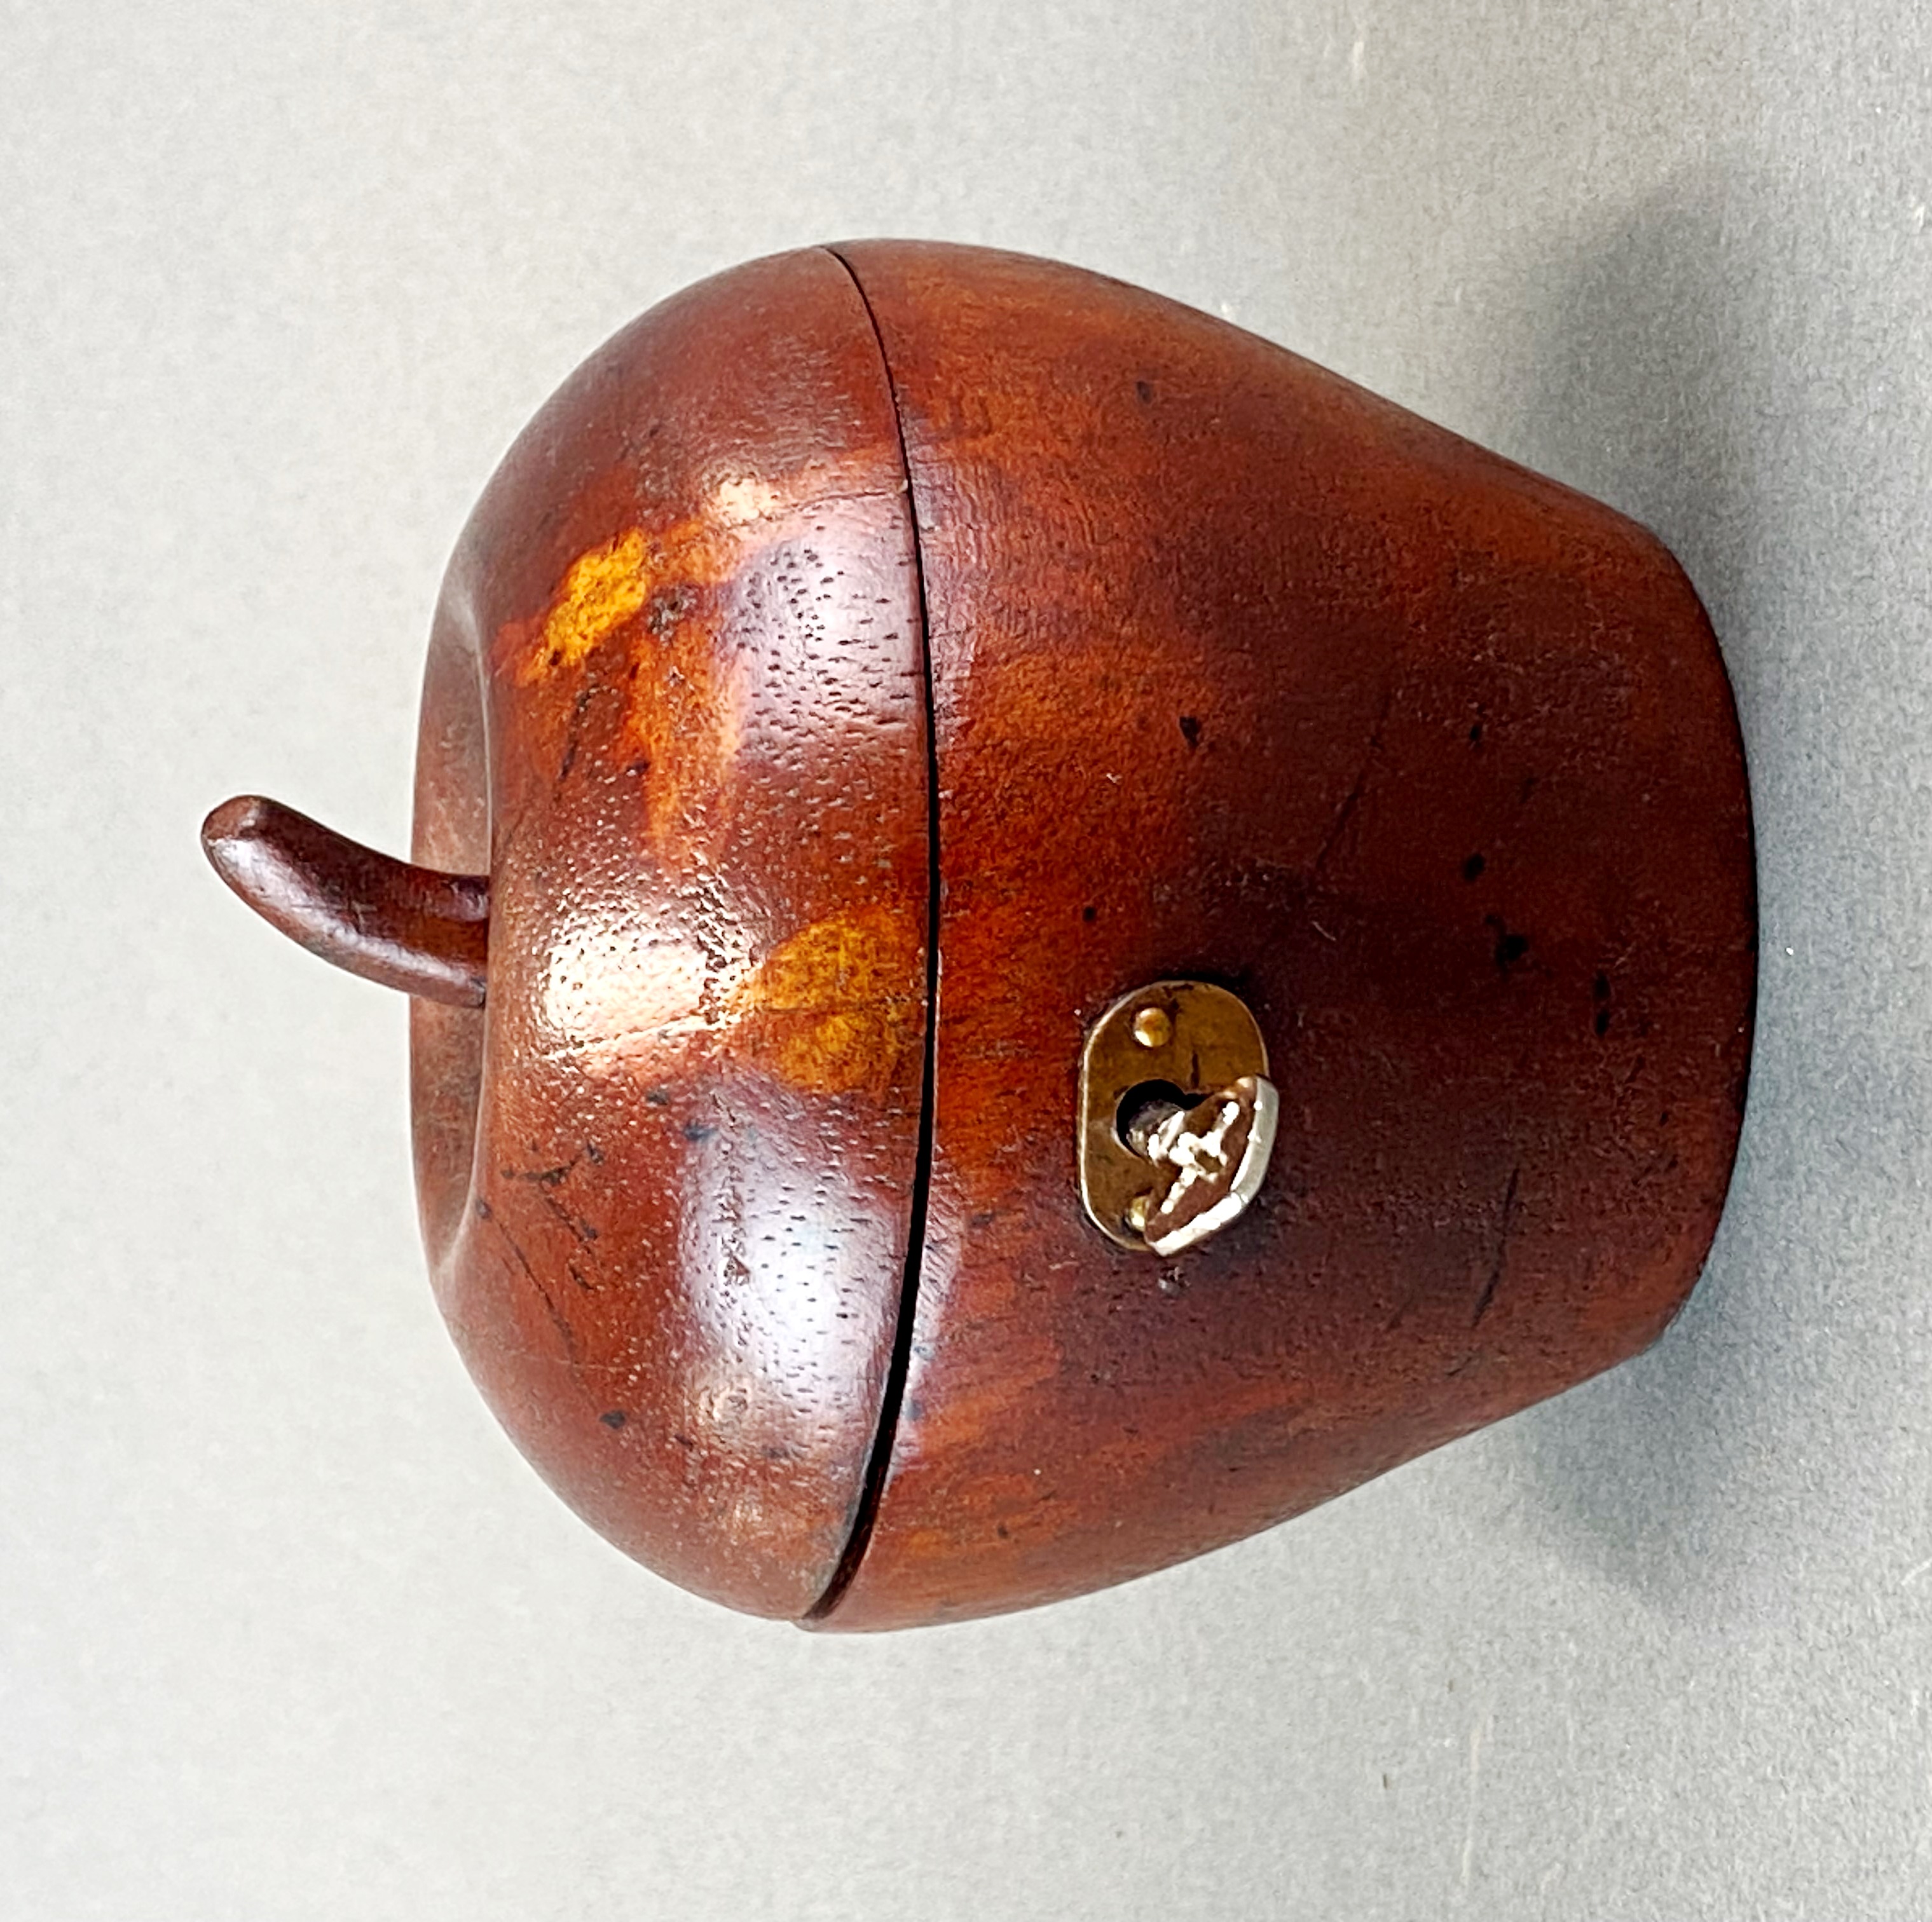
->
(410, 249), (931, 1619)
(813, 241), (1754, 1630)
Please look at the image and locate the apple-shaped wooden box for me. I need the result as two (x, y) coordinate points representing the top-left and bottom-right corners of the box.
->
(205, 242), (1755, 1630)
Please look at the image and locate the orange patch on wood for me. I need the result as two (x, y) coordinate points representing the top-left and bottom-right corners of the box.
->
(507, 479), (805, 685)
(514, 529), (651, 682)
(731, 904), (924, 1098)
(500, 479), (841, 847)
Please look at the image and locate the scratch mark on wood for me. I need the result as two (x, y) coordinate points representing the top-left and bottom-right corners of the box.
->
(1472, 1165), (1521, 1326)
(1310, 673), (1399, 882)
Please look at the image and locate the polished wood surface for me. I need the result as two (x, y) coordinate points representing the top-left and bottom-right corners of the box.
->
(409, 249), (930, 1618)
(814, 242), (1754, 1630)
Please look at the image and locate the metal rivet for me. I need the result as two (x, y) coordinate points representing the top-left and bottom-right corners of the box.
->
(1131, 1006), (1172, 1049)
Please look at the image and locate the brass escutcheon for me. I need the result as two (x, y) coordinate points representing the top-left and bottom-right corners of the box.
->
(1078, 980), (1277, 1255)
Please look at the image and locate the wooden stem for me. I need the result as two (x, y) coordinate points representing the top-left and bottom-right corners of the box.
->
(201, 795), (490, 1007)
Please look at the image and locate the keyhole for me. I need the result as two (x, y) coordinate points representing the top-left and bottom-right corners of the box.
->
(1116, 1080), (1192, 1158)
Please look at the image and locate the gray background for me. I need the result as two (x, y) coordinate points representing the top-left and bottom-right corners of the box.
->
(4, 3), (1929, 1917)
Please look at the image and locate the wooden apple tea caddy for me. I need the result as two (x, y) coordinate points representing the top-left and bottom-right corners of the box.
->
(203, 243), (1755, 1630)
